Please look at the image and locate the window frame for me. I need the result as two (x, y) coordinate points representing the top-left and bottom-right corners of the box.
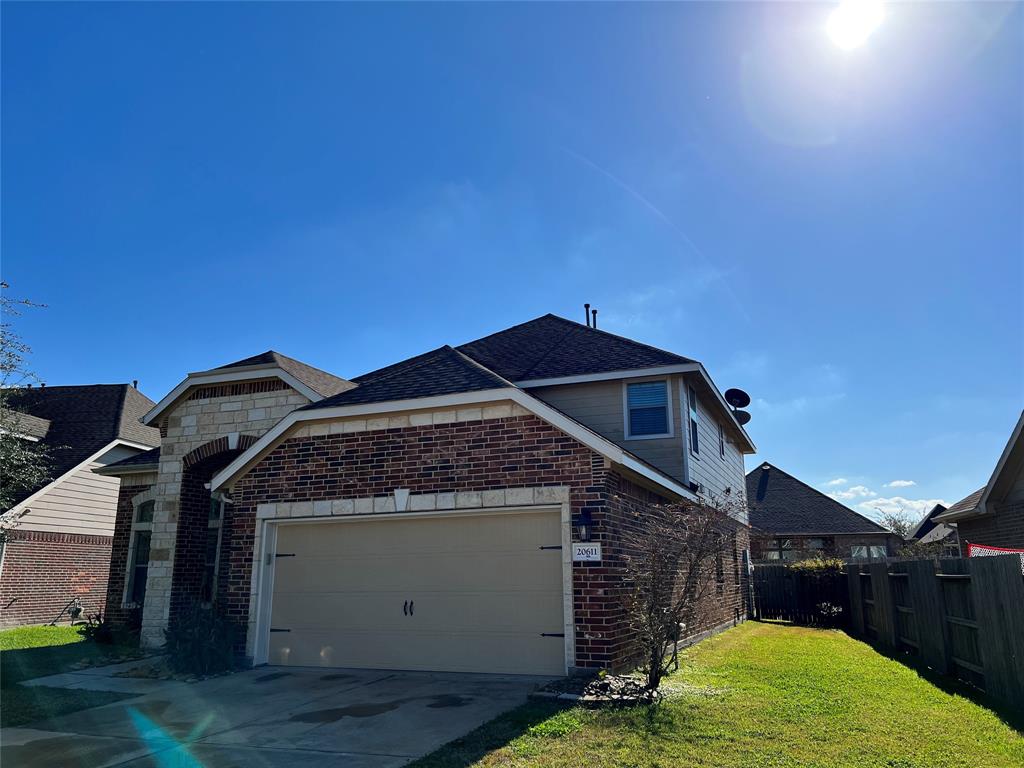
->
(687, 385), (700, 457)
(201, 496), (227, 607)
(622, 379), (674, 441)
(123, 498), (155, 609)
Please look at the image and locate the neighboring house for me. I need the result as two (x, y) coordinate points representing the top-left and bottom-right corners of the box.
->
(0, 384), (160, 627)
(746, 462), (900, 562)
(98, 314), (756, 675)
(934, 411), (1024, 554)
(907, 503), (960, 557)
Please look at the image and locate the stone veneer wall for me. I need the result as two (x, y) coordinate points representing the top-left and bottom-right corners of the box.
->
(139, 379), (311, 647)
(223, 404), (748, 669)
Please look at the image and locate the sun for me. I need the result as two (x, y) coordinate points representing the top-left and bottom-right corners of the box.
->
(827, 0), (885, 50)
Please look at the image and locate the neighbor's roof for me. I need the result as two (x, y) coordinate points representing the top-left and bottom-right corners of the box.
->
(909, 503), (949, 541)
(215, 351), (354, 398)
(933, 487), (985, 523)
(456, 314), (695, 382)
(2, 409), (51, 440)
(2, 384), (160, 504)
(745, 462), (890, 536)
(304, 346), (511, 410)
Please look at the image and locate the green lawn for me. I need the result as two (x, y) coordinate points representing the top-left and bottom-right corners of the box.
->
(411, 622), (1024, 768)
(1, 624), (140, 728)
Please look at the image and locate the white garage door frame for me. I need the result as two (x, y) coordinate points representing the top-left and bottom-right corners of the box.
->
(250, 500), (575, 674)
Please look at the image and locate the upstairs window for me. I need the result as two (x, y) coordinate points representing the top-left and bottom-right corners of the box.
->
(688, 386), (700, 455)
(625, 381), (672, 439)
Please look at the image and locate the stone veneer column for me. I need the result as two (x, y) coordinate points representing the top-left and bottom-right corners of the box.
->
(138, 383), (312, 649)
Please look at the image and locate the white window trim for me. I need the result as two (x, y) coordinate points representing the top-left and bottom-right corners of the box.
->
(203, 497), (226, 607)
(622, 379), (674, 441)
(687, 385), (700, 458)
(122, 493), (156, 609)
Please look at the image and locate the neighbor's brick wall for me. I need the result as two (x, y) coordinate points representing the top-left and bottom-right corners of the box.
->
(0, 530), (112, 628)
(227, 410), (747, 669)
(958, 501), (1024, 554)
(750, 532), (897, 562)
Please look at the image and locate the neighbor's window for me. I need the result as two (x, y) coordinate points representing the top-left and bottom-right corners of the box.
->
(765, 538), (800, 562)
(807, 538), (825, 550)
(126, 500), (155, 607)
(718, 423), (726, 459)
(688, 386), (700, 455)
(201, 496), (227, 605)
(850, 545), (887, 561)
(625, 380), (671, 438)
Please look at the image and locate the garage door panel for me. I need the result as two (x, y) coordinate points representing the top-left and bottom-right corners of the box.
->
(271, 628), (566, 676)
(273, 551), (561, 593)
(268, 510), (566, 675)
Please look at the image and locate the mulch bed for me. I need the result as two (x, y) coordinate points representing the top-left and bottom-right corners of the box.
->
(531, 673), (658, 706)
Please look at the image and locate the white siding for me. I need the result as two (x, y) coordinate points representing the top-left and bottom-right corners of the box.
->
(19, 460), (121, 535)
(530, 377), (685, 482)
(683, 383), (747, 522)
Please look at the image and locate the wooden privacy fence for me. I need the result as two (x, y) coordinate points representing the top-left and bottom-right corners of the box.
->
(751, 564), (848, 627)
(847, 554), (1024, 710)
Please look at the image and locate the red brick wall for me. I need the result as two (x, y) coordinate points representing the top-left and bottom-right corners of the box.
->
(105, 482), (152, 629)
(958, 502), (1024, 553)
(0, 530), (112, 628)
(225, 414), (748, 669)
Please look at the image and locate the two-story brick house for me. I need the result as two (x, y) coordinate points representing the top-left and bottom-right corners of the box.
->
(98, 314), (755, 675)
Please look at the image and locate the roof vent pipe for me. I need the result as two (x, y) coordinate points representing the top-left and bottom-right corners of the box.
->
(132, 380), (138, 389)
(584, 303), (591, 327)
(591, 309), (598, 329)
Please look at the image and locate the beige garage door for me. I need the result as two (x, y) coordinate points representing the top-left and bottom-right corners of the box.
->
(268, 509), (566, 675)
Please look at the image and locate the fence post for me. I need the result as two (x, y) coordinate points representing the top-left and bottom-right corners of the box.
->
(969, 555), (1024, 710)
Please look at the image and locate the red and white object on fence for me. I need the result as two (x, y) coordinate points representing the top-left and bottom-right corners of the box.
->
(966, 542), (1024, 574)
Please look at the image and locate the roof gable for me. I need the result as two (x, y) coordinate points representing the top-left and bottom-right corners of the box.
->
(909, 503), (948, 540)
(745, 462), (890, 535)
(216, 351), (354, 398)
(456, 314), (693, 382)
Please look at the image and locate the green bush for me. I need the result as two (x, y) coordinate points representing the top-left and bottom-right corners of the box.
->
(163, 600), (239, 676)
(787, 557), (846, 573)
(79, 611), (141, 646)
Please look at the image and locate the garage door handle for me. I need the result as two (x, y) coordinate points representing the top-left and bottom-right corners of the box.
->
(409, 600), (414, 616)
(403, 600), (408, 616)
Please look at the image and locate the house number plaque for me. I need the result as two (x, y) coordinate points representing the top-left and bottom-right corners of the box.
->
(572, 542), (602, 562)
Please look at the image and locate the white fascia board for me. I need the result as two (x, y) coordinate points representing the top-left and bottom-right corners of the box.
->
(517, 363), (756, 454)
(2, 438), (140, 518)
(978, 410), (1024, 513)
(142, 368), (322, 425)
(93, 463), (160, 476)
(211, 386), (697, 501)
(515, 364), (701, 388)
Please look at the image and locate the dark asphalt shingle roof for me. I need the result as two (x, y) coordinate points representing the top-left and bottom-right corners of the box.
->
(303, 346), (511, 410)
(745, 462), (890, 535)
(216, 351), (354, 398)
(2, 384), (161, 505)
(457, 314), (694, 382)
(939, 487), (985, 519)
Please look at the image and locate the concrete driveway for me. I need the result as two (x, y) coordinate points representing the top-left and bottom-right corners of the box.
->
(2, 665), (550, 767)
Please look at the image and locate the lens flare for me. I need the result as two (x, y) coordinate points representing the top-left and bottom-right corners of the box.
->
(827, 0), (885, 50)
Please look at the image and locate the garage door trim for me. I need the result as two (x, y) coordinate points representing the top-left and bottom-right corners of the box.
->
(251, 501), (574, 673)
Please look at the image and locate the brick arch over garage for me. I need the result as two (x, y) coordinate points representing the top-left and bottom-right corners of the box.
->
(171, 435), (258, 624)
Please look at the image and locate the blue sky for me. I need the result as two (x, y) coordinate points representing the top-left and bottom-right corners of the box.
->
(3, 3), (1021, 523)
